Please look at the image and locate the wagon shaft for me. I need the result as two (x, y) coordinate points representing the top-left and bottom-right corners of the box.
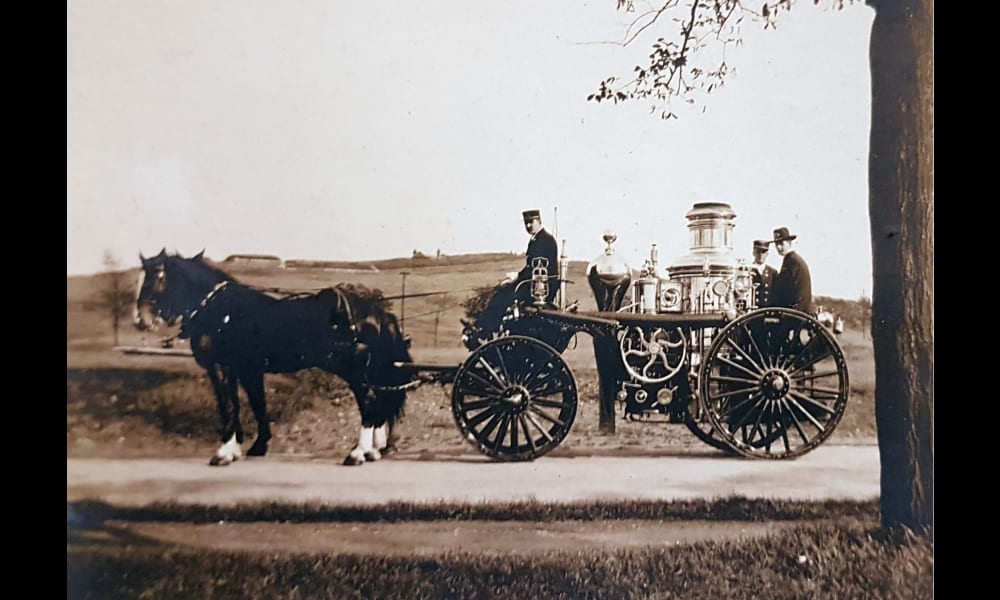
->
(393, 362), (459, 385)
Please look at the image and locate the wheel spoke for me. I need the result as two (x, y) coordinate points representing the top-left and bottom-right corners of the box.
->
(709, 384), (760, 400)
(530, 377), (571, 398)
(787, 345), (833, 375)
(784, 393), (828, 431)
(518, 414), (539, 451)
(779, 397), (811, 444)
(776, 325), (812, 370)
(722, 337), (766, 374)
(716, 355), (762, 380)
(529, 405), (567, 428)
(715, 390), (761, 416)
(793, 369), (842, 383)
(787, 389), (838, 416)
(476, 356), (507, 388)
(725, 393), (767, 431)
(776, 404), (792, 453)
(475, 412), (505, 444)
(742, 323), (773, 370)
(743, 401), (768, 446)
(467, 404), (503, 429)
(709, 374), (759, 385)
(524, 412), (554, 442)
(532, 397), (573, 410)
(458, 398), (496, 412)
(490, 414), (511, 451)
(796, 384), (844, 397)
(516, 354), (546, 387)
(493, 345), (512, 385)
(509, 413), (519, 449)
(460, 370), (504, 397)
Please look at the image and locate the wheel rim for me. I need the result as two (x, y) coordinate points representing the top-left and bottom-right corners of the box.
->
(452, 335), (577, 461)
(698, 308), (849, 459)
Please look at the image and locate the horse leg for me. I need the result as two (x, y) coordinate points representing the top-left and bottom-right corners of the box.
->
(344, 385), (378, 466)
(373, 420), (400, 455)
(349, 425), (378, 465)
(373, 422), (389, 454)
(209, 365), (243, 466)
(241, 368), (272, 457)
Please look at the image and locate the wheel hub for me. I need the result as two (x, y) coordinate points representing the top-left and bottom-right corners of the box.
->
(500, 385), (530, 413)
(760, 370), (791, 400)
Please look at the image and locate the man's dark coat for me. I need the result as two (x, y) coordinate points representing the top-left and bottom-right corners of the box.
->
(516, 227), (559, 303)
(751, 264), (778, 308)
(768, 251), (813, 313)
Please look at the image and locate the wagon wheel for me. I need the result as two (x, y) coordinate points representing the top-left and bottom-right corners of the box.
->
(452, 335), (578, 461)
(619, 326), (687, 384)
(683, 391), (738, 453)
(680, 328), (735, 453)
(698, 308), (849, 459)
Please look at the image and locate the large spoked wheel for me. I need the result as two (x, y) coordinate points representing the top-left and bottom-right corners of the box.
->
(452, 335), (578, 461)
(698, 308), (849, 459)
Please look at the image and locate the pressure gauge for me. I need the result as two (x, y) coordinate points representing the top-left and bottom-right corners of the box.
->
(711, 280), (730, 296)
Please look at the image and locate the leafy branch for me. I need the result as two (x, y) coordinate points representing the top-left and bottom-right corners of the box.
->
(590, 1), (853, 119)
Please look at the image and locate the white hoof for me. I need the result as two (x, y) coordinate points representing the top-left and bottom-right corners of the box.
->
(210, 435), (241, 466)
(343, 448), (366, 466)
(209, 455), (232, 466)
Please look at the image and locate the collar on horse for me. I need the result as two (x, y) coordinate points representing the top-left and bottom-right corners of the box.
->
(178, 280), (231, 339)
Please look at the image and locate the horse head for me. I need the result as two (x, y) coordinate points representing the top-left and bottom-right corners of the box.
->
(134, 249), (226, 331)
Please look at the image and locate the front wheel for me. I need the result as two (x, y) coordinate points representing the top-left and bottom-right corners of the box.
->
(452, 336), (578, 461)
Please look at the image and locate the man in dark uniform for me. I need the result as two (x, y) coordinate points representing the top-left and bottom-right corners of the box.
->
(767, 227), (813, 313)
(749, 239), (778, 309)
(462, 209), (560, 348)
(507, 209), (560, 303)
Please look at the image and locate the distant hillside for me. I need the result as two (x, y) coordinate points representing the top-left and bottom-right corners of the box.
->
(280, 252), (526, 272)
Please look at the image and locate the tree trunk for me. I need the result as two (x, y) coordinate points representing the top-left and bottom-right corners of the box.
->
(867, 0), (933, 533)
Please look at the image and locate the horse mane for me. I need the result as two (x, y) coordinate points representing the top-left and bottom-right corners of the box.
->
(153, 253), (240, 292)
(184, 256), (240, 286)
(334, 282), (393, 320)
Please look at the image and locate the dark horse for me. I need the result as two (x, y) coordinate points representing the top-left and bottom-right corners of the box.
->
(134, 249), (414, 466)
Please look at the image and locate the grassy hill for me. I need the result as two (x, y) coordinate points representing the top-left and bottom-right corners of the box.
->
(69, 251), (870, 366)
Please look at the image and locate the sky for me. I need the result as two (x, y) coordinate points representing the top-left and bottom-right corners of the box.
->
(67, 1), (876, 299)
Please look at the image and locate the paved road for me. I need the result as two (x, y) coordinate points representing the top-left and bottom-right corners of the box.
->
(67, 444), (879, 507)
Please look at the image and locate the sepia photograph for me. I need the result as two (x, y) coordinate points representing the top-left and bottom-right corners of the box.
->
(68, 1), (932, 597)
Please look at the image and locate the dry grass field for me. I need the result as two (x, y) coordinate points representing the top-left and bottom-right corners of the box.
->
(67, 253), (876, 460)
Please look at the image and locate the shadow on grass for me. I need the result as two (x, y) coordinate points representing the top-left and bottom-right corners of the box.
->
(67, 367), (355, 444)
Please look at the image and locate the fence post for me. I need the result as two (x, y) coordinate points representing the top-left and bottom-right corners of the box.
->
(400, 271), (410, 335)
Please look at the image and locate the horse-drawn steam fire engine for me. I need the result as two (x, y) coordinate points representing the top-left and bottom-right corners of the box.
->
(406, 202), (850, 461)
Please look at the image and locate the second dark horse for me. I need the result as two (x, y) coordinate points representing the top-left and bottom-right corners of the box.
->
(134, 249), (414, 466)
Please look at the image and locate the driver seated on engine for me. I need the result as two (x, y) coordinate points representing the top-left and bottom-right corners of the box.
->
(461, 209), (560, 349)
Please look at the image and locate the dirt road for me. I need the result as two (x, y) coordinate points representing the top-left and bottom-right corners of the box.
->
(67, 444), (879, 507)
(68, 444), (878, 556)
